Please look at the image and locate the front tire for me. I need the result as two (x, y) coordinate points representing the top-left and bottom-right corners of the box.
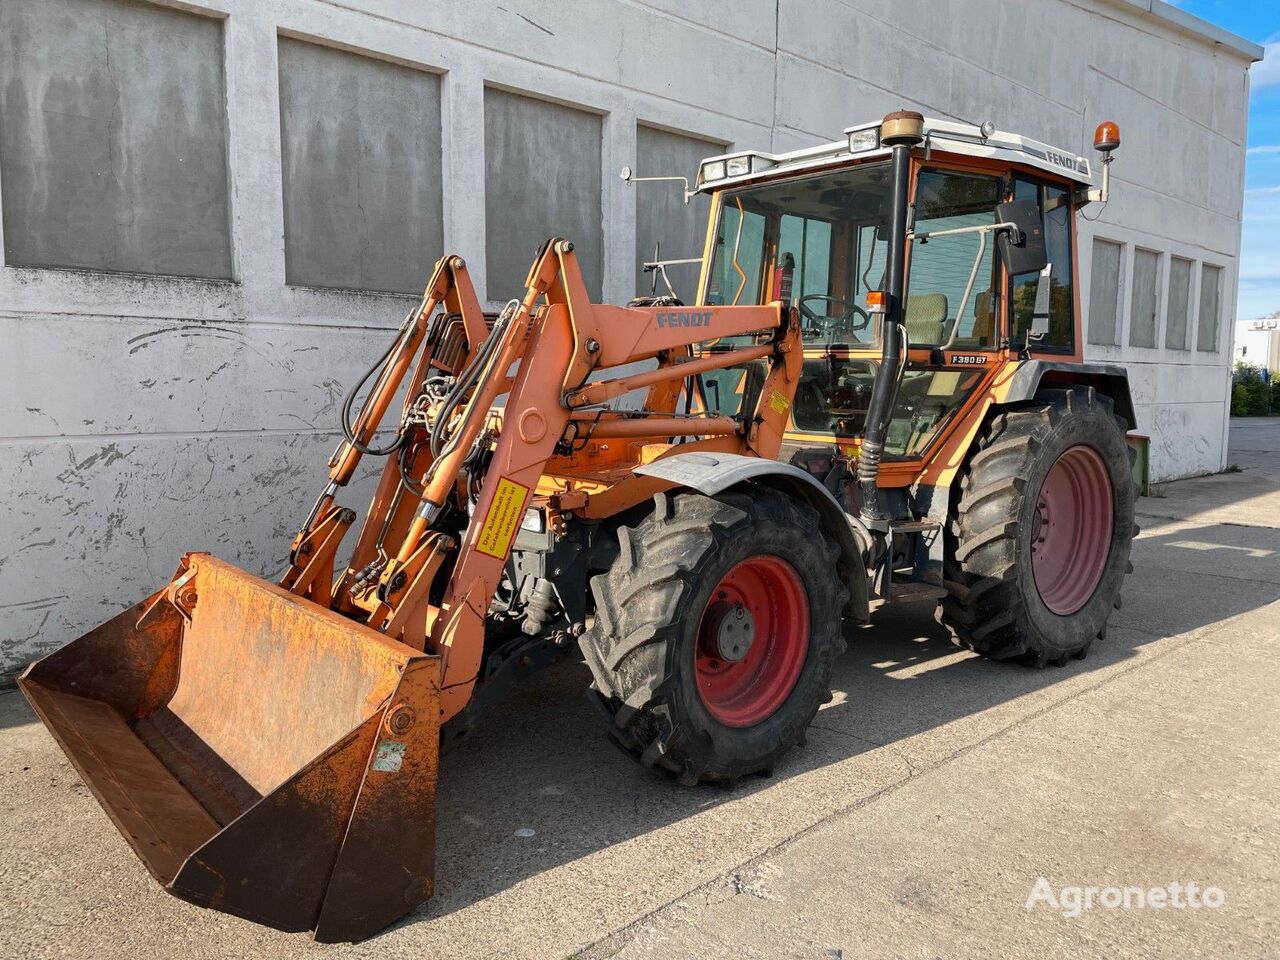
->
(939, 387), (1136, 666)
(579, 487), (846, 786)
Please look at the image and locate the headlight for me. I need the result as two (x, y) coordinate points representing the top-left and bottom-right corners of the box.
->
(520, 507), (545, 533)
(700, 159), (726, 183)
(725, 155), (751, 177)
(848, 128), (880, 152)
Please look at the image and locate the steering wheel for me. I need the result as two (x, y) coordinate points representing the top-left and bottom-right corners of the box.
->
(797, 295), (872, 339)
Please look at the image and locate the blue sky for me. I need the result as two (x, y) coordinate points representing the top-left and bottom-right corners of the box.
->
(1174, 1), (1279, 319)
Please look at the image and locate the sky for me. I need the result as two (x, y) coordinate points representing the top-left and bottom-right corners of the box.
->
(1173, 1), (1279, 320)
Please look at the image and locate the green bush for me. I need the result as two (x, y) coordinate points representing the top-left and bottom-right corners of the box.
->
(1232, 382), (1252, 416)
(1232, 362), (1277, 416)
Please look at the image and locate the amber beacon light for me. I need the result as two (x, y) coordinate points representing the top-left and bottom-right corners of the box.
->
(1089, 120), (1120, 203)
(1093, 120), (1121, 154)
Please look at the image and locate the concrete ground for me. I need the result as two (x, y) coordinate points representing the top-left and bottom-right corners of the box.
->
(2, 419), (1277, 960)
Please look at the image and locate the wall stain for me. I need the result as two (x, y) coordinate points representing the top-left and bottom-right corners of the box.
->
(126, 322), (246, 355)
(55, 443), (134, 485)
(205, 359), (233, 381)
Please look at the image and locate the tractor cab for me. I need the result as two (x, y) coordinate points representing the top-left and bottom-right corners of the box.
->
(688, 115), (1106, 489)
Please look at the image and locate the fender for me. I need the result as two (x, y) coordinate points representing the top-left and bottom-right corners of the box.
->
(1004, 360), (1137, 429)
(635, 452), (871, 623)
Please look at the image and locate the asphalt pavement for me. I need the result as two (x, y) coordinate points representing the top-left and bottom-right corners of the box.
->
(2, 418), (1277, 959)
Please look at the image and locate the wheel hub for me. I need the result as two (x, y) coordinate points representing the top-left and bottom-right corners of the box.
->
(694, 555), (808, 728)
(709, 603), (756, 662)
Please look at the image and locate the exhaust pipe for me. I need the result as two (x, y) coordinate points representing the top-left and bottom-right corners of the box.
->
(858, 110), (925, 532)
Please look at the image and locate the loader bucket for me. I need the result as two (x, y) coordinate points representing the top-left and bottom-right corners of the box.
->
(18, 553), (441, 943)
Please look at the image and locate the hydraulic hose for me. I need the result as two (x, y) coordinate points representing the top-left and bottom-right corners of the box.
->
(340, 313), (415, 457)
(428, 301), (515, 459)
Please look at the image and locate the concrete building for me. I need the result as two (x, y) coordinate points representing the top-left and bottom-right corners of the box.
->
(1234, 318), (1280, 371)
(0, 0), (1262, 675)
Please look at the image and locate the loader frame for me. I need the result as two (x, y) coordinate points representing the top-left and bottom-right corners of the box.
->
(280, 238), (805, 722)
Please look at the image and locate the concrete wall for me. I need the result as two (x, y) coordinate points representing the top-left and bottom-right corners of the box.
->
(278, 37), (444, 294)
(0, 0), (1257, 676)
(0, 0), (232, 277)
(634, 126), (725, 301)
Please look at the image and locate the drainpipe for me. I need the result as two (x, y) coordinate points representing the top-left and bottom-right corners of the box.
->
(858, 110), (925, 532)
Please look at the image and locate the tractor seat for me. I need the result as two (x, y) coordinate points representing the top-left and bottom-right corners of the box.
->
(905, 293), (948, 344)
(954, 290), (994, 346)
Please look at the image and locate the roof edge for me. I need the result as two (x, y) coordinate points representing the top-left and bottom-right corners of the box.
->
(1096, 0), (1265, 62)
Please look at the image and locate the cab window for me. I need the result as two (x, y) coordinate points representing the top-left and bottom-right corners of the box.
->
(905, 170), (1002, 348)
(705, 201), (766, 307)
(1009, 178), (1075, 351)
(703, 165), (893, 347)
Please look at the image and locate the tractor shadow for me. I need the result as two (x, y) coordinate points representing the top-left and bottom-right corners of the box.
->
(414, 513), (1280, 932)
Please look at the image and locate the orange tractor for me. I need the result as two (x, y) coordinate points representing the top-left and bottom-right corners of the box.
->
(20, 111), (1135, 940)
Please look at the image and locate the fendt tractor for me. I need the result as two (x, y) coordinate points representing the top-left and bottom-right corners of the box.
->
(21, 111), (1136, 940)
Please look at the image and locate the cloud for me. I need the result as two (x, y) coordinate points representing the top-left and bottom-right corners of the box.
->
(1255, 42), (1280, 90)
(1248, 145), (1280, 155)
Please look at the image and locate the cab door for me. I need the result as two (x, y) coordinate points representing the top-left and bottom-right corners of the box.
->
(873, 165), (1008, 476)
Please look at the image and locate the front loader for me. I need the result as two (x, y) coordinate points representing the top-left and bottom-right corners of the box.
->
(21, 111), (1137, 940)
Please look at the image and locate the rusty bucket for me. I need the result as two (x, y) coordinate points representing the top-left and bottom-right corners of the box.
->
(18, 553), (441, 942)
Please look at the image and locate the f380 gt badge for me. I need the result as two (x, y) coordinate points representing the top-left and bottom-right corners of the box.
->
(949, 354), (988, 365)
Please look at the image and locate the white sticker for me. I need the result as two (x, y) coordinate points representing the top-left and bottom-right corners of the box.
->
(372, 739), (406, 772)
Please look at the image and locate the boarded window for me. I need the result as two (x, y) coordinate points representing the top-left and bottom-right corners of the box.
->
(485, 89), (602, 300)
(1165, 256), (1193, 350)
(1128, 249), (1160, 348)
(634, 126), (725, 300)
(1087, 239), (1123, 346)
(0, 0), (231, 278)
(279, 39), (443, 294)
(1197, 264), (1222, 353)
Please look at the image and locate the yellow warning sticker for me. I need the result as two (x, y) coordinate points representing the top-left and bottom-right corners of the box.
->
(476, 477), (530, 559)
(768, 389), (790, 415)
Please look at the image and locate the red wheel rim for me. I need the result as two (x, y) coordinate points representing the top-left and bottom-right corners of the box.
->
(695, 555), (808, 728)
(1031, 445), (1114, 615)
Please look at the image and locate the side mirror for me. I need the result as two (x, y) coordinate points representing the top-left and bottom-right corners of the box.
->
(995, 199), (1047, 276)
(617, 166), (692, 204)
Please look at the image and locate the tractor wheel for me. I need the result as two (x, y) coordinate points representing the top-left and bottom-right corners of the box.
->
(939, 387), (1136, 666)
(579, 487), (846, 786)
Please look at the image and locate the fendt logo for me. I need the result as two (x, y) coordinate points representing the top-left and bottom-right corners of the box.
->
(1045, 150), (1081, 172)
(656, 311), (714, 329)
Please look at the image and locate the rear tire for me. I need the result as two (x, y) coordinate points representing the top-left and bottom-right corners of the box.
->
(939, 387), (1136, 666)
(579, 487), (846, 786)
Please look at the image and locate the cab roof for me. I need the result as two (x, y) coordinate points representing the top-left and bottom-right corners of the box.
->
(695, 116), (1095, 194)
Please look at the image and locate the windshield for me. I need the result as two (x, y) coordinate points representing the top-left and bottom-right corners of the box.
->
(702, 164), (892, 347)
(703, 163), (1008, 350)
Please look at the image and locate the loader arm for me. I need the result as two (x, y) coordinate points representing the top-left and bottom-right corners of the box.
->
(282, 238), (803, 721)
